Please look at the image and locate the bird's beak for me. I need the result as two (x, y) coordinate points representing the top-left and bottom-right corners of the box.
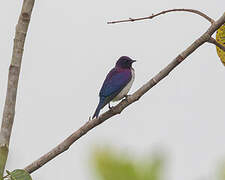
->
(132, 60), (137, 63)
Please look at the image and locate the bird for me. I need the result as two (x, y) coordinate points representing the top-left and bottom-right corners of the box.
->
(92, 56), (136, 119)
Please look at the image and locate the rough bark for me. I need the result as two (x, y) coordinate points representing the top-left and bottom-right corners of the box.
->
(0, 0), (35, 178)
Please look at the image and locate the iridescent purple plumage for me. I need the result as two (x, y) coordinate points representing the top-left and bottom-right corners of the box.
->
(92, 56), (136, 119)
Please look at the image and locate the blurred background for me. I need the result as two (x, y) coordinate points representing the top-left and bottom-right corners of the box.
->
(0, 0), (225, 179)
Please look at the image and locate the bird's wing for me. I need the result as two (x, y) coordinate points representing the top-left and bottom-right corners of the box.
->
(92, 68), (132, 118)
(99, 68), (131, 99)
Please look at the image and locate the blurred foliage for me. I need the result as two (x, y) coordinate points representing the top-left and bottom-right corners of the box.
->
(5, 169), (32, 180)
(92, 148), (164, 180)
(216, 23), (225, 66)
(218, 164), (225, 180)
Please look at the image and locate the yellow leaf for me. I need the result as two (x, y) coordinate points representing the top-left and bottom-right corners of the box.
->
(216, 23), (225, 66)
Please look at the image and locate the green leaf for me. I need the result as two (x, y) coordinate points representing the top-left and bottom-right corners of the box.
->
(7, 169), (32, 180)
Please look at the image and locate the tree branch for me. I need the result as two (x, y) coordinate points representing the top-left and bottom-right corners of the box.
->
(0, 0), (35, 178)
(107, 8), (215, 24)
(24, 12), (225, 174)
(208, 37), (225, 52)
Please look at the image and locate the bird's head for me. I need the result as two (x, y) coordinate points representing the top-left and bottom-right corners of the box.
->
(115, 56), (136, 69)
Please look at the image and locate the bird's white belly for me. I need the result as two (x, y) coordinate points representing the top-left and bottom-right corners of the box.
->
(112, 69), (135, 101)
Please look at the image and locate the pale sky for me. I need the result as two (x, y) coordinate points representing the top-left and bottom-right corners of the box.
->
(0, 0), (225, 180)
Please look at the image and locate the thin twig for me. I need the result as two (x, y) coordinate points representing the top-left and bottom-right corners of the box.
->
(24, 12), (225, 174)
(0, 0), (35, 178)
(107, 8), (215, 24)
(208, 37), (225, 52)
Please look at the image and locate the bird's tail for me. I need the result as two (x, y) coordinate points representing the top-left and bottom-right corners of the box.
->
(92, 98), (105, 119)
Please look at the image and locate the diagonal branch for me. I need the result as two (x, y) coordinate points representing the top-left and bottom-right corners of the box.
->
(24, 12), (225, 174)
(107, 8), (215, 24)
(0, 0), (35, 178)
(208, 37), (225, 52)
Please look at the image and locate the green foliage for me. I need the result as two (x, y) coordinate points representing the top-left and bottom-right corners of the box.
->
(92, 148), (163, 180)
(218, 164), (225, 180)
(6, 169), (32, 180)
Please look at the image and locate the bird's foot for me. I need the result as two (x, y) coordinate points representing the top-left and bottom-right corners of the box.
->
(108, 103), (114, 110)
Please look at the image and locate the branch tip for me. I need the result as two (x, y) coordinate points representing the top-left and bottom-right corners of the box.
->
(107, 8), (214, 24)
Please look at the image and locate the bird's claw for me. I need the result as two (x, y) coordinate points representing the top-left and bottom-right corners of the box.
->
(108, 103), (114, 110)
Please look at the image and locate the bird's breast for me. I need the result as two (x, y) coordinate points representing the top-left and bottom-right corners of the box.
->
(112, 68), (135, 102)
